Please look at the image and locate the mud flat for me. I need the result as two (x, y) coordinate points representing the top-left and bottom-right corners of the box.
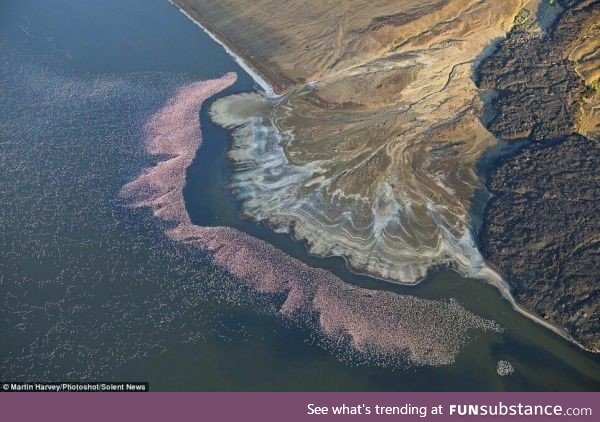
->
(176, 0), (525, 284)
(476, 0), (600, 352)
(121, 74), (501, 366)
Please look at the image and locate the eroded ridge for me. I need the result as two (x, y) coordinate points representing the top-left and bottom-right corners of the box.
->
(182, 0), (525, 283)
(121, 75), (501, 366)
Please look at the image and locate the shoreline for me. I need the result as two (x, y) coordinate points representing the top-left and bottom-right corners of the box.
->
(171, 0), (594, 354)
(472, 137), (592, 351)
(480, 266), (590, 352)
(121, 75), (502, 367)
(476, 141), (598, 354)
(170, 0), (285, 97)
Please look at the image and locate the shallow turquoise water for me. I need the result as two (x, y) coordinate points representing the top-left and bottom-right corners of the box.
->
(0, 0), (598, 391)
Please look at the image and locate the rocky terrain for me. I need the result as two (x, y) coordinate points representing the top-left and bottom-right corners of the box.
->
(476, 1), (596, 141)
(481, 136), (599, 351)
(477, 0), (599, 351)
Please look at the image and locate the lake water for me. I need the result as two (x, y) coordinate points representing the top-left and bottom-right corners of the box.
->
(0, 0), (598, 391)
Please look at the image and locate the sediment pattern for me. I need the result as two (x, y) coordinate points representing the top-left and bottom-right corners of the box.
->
(121, 75), (501, 366)
(477, 0), (600, 352)
(181, 0), (526, 283)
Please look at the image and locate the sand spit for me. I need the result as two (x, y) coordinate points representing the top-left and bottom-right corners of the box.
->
(121, 75), (501, 366)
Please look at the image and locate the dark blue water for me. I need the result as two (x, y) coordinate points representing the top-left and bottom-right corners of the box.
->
(0, 0), (598, 391)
